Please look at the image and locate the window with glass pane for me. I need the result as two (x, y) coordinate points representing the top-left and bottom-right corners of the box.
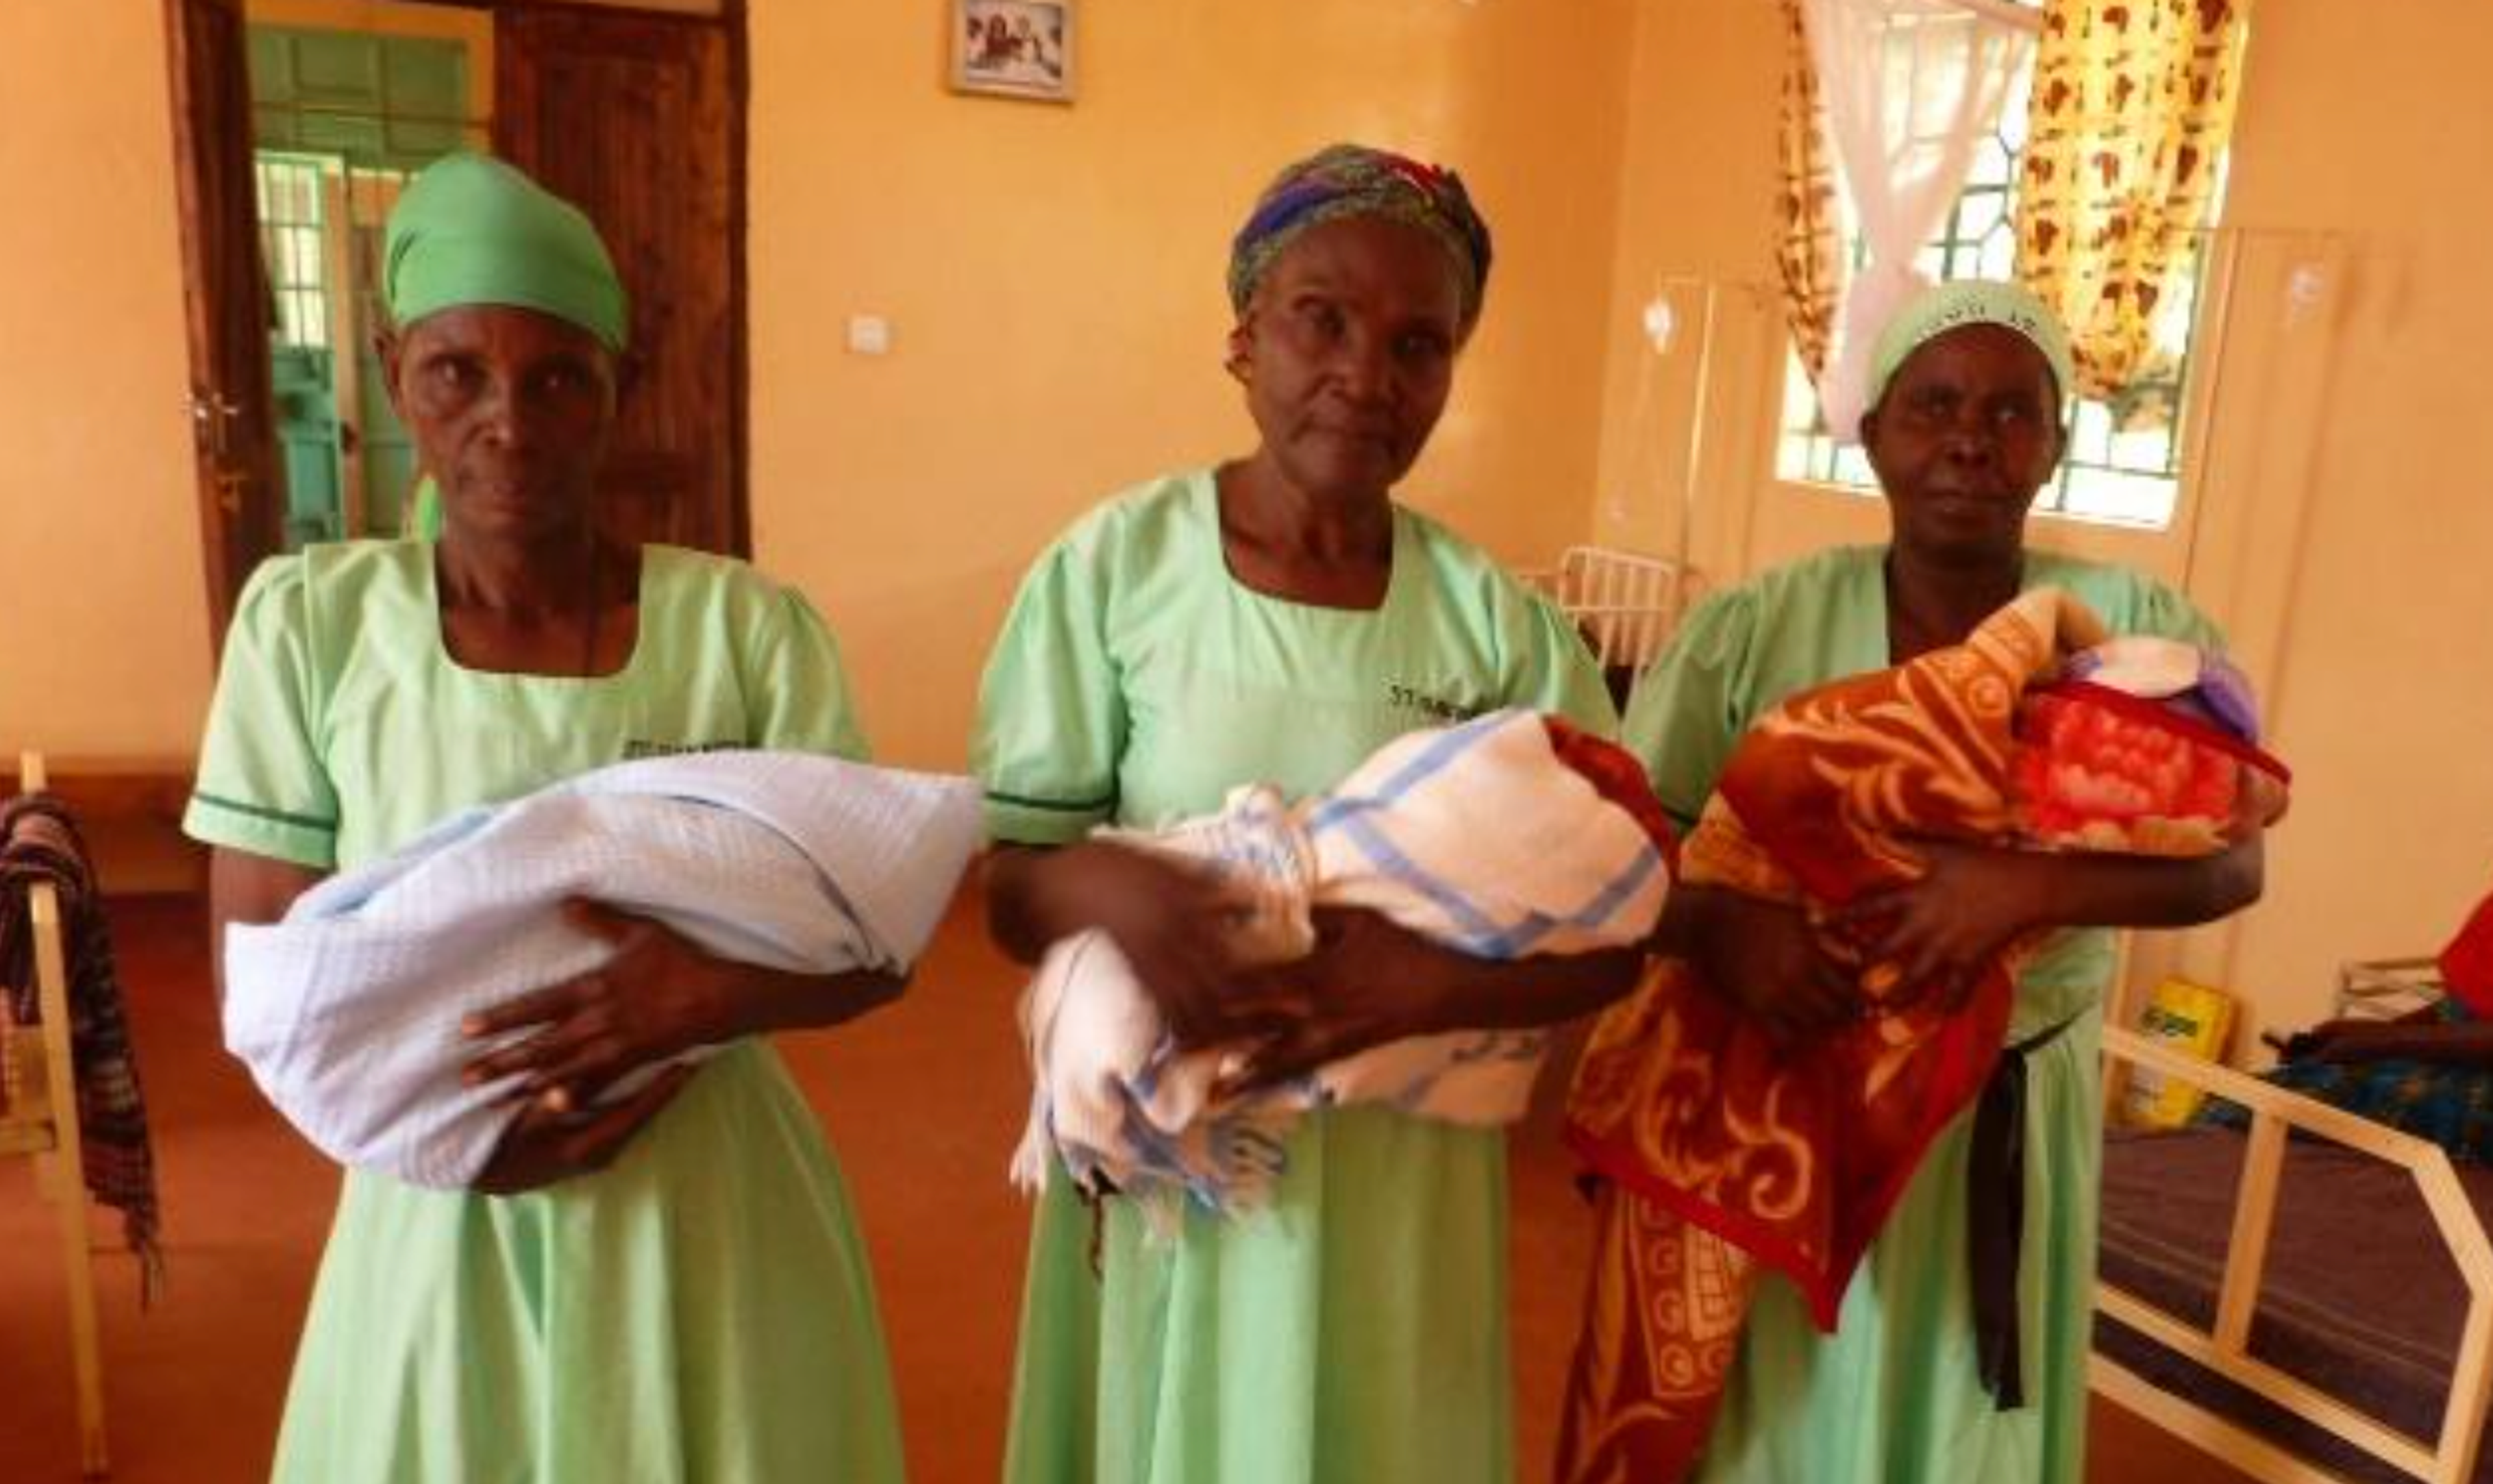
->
(1776, 70), (2218, 528)
(256, 153), (330, 350)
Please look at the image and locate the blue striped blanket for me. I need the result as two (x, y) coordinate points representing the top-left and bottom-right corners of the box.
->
(1011, 708), (1669, 1226)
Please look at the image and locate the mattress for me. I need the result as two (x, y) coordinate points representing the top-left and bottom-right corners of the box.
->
(2096, 1125), (2493, 1481)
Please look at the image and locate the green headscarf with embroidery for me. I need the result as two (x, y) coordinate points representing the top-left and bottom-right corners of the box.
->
(1865, 279), (2076, 414)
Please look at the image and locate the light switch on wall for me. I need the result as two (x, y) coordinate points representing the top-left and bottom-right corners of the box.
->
(847, 314), (892, 356)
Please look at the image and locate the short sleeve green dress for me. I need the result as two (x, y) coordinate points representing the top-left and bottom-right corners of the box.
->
(1619, 544), (2220, 1484)
(184, 540), (904, 1484)
(976, 471), (1616, 1484)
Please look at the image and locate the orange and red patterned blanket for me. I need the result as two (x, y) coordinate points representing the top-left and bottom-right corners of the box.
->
(1556, 587), (2287, 1483)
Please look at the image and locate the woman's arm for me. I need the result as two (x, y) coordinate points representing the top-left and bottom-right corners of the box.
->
(1652, 883), (1861, 1042)
(208, 847), (718, 1193)
(206, 847), (325, 1004)
(456, 902), (902, 1195)
(1836, 832), (2265, 1004)
(982, 841), (1298, 1047)
(1223, 907), (1645, 1090)
(2298, 1017), (2493, 1067)
(982, 843), (1082, 967)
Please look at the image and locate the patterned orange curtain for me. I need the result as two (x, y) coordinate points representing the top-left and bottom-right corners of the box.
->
(2015, 0), (2251, 399)
(1774, 0), (1843, 381)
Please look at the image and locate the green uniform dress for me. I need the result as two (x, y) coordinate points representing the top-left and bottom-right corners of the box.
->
(976, 471), (1616, 1484)
(184, 540), (907, 1484)
(1619, 544), (2220, 1484)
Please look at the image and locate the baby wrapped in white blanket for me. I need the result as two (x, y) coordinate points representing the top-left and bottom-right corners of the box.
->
(1012, 708), (1670, 1222)
(224, 750), (984, 1189)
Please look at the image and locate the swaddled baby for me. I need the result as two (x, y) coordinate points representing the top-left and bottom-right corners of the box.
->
(1013, 708), (1674, 1226)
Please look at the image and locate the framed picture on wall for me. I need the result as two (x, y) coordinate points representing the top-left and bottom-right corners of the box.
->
(951, 0), (1075, 103)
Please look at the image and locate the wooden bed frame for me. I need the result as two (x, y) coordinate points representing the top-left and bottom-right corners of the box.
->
(2094, 1026), (2493, 1484)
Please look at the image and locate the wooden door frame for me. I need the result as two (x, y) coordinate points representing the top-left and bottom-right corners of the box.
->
(162, 0), (753, 647)
(494, 0), (752, 557)
(164, 0), (287, 648)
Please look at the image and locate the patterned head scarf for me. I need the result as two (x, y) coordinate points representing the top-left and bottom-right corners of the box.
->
(1866, 278), (2076, 415)
(1227, 143), (1494, 331)
(384, 152), (628, 352)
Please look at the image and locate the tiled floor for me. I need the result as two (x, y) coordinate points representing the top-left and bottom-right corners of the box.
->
(0, 895), (2258, 1482)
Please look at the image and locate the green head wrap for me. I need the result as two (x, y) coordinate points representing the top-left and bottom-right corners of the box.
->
(1865, 279), (2075, 415)
(383, 152), (628, 351)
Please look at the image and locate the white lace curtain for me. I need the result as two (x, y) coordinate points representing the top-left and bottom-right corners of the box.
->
(1804, 0), (2034, 443)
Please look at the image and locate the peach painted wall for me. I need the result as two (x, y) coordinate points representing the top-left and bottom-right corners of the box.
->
(3, 0), (1632, 775)
(2203, 1), (2493, 1035)
(748, 0), (1640, 769)
(0, 0), (212, 761)
(1584, 0), (2493, 1042)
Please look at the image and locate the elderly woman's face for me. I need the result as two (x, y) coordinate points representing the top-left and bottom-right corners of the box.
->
(1860, 323), (2063, 569)
(382, 304), (619, 542)
(1231, 215), (1465, 503)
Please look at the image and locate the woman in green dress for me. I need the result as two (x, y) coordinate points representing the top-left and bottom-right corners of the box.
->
(1598, 280), (2266, 1483)
(185, 153), (907, 1483)
(975, 144), (1643, 1483)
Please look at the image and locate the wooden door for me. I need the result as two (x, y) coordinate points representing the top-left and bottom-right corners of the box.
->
(164, 0), (287, 643)
(495, 4), (746, 557)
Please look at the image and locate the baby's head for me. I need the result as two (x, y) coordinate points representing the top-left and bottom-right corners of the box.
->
(2013, 637), (2285, 855)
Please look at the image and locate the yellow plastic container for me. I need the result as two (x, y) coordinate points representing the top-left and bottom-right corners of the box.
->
(2124, 977), (2236, 1128)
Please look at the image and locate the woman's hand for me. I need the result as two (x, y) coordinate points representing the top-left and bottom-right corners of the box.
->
(460, 900), (737, 1111)
(1215, 908), (1458, 1091)
(470, 1063), (697, 1194)
(990, 841), (1293, 1048)
(1221, 908), (1646, 1093)
(1672, 885), (1859, 1044)
(1828, 839), (2047, 1010)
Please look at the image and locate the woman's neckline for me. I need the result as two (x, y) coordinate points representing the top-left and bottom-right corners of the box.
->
(1201, 467), (1405, 615)
(1876, 544), (2032, 665)
(425, 538), (651, 683)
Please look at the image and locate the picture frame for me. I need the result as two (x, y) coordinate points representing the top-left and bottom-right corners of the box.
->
(950, 0), (1076, 104)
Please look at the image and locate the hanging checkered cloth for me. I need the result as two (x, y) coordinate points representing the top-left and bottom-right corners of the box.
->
(1, 793), (164, 1302)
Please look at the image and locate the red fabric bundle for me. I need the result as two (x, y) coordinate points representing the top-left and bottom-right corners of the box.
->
(2440, 888), (2493, 1020)
(1556, 589), (2288, 1484)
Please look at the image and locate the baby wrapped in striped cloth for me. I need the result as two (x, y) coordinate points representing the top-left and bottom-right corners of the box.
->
(1011, 707), (1674, 1227)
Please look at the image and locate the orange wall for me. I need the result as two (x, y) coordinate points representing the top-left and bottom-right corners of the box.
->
(1586, 0), (2493, 1041)
(0, 0), (212, 761)
(747, 0), (1639, 767)
(2207, 1), (2493, 1033)
(2, 0), (1632, 774)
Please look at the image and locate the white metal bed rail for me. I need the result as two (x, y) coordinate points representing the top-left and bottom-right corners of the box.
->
(1519, 545), (1700, 673)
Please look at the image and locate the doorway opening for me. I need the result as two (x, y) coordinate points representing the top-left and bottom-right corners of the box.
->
(247, 7), (492, 544)
(166, 0), (748, 642)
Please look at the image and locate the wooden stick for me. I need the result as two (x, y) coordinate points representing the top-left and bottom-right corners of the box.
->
(18, 750), (109, 1475)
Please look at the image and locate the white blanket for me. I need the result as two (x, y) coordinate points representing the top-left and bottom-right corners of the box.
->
(1012, 709), (1669, 1224)
(224, 751), (983, 1189)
